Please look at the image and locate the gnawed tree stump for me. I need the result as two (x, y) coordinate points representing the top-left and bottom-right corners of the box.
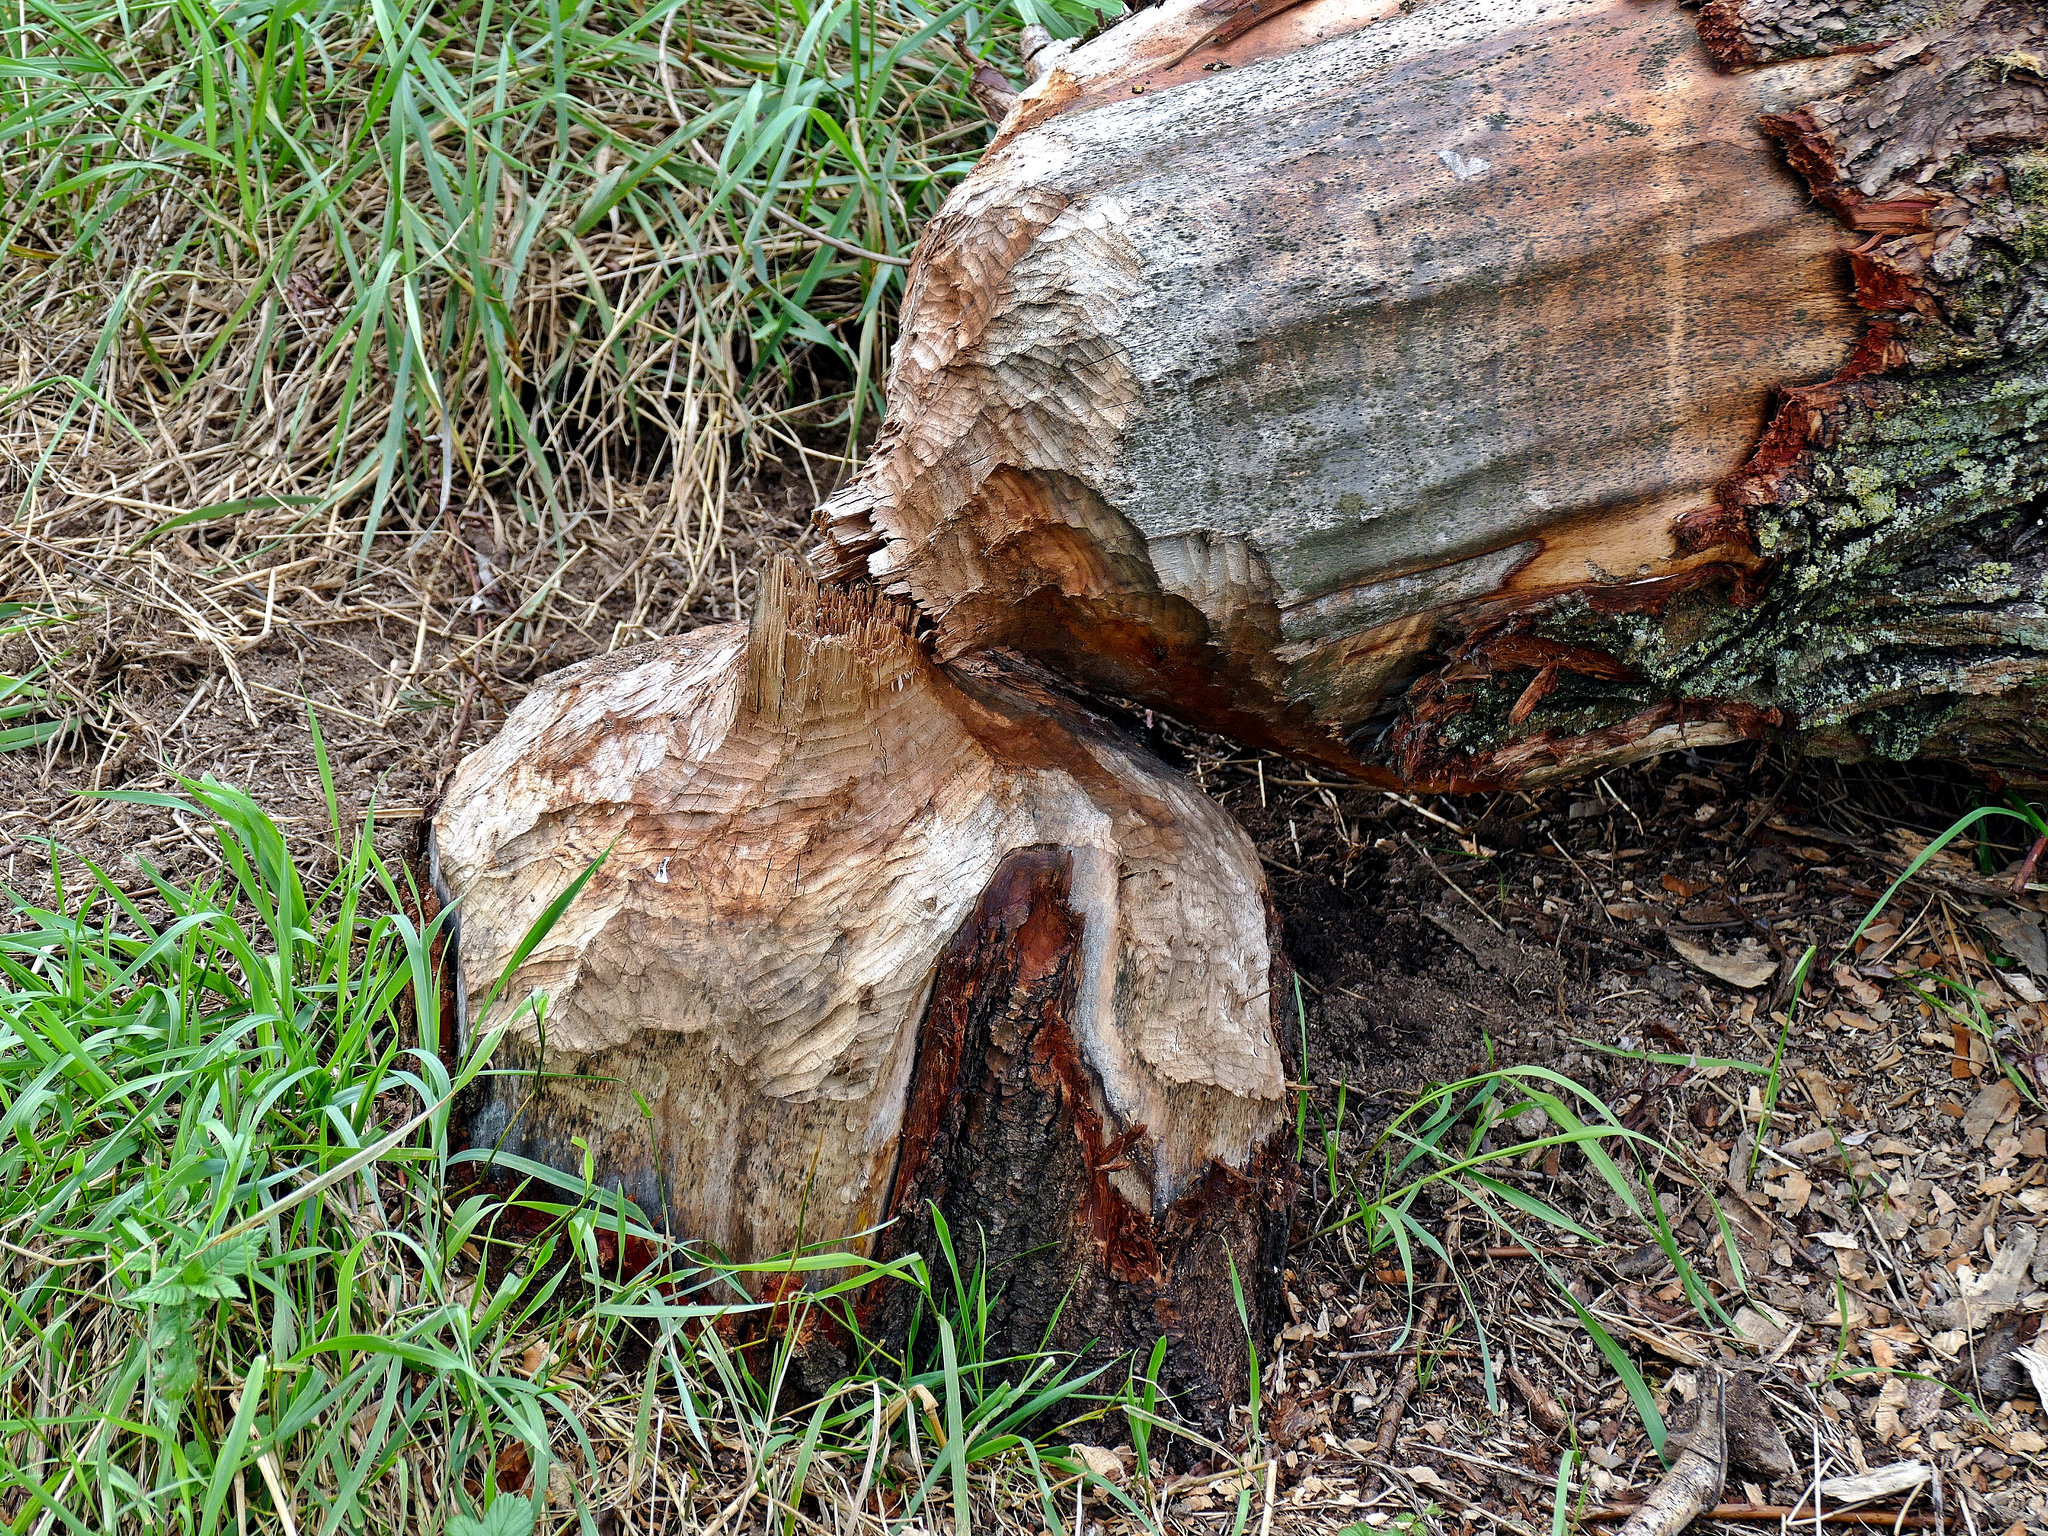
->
(818, 0), (2048, 787)
(432, 562), (1291, 1413)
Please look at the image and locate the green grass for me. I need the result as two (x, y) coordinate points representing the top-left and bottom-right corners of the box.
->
(26, 775), (2017, 1532)
(4, 0), (1116, 554)
(23, 781), (2015, 1531)
(0, 605), (73, 756)
(0, 778), (1168, 1534)
(1304, 1060), (1707, 1455)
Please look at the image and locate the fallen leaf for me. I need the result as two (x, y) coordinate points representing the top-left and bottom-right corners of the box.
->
(1872, 1379), (1908, 1442)
(1670, 934), (1778, 990)
(1963, 1077), (2021, 1148)
(1803, 1290), (1870, 1328)
(1832, 964), (1884, 1008)
(2011, 1347), (2048, 1408)
(1067, 1444), (1125, 1483)
(1766, 1169), (1812, 1214)
(1979, 908), (2048, 978)
(1927, 1228), (2037, 1330)
(1732, 1305), (1788, 1350)
(1798, 1069), (1843, 1122)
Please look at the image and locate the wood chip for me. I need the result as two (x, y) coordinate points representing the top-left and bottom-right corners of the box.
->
(1816, 1462), (1928, 1504)
(1962, 1076), (2020, 1147)
(1670, 935), (1777, 989)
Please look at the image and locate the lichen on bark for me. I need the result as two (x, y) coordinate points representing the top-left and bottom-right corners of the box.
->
(1696, 0), (1954, 68)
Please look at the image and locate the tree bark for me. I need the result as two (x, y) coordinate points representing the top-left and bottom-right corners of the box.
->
(817, 0), (2048, 788)
(432, 561), (1292, 1414)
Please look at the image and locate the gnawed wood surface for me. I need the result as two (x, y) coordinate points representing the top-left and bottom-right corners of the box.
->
(432, 561), (1291, 1397)
(819, 0), (2048, 786)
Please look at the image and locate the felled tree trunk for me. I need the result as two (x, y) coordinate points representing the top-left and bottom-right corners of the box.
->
(819, 0), (2048, 788)
(432, 562), (1291, 1415)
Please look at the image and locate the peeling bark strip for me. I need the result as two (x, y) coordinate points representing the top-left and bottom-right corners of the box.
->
(818, 0), (2048, 788)
(432, 560), (1292, 1392)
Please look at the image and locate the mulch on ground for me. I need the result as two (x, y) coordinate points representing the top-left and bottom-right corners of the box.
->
(1144, 739), (2048, 1536)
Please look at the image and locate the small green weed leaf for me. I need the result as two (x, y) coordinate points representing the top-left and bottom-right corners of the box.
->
(447, 1495), (535, 1536)
(129, 1234), (262, 1306)
(147, 1300), (202, 1412)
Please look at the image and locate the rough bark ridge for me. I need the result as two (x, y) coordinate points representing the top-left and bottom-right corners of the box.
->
(432, 560), (1291, 1398)
(1695, 1), (1954, 67)
(817, 0), (2048, 787)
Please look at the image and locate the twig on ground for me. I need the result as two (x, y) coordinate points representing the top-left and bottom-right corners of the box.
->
(2012, 831), (2046, 894)
(1403, 834), (1504, 933)
(1617, 1367), (1724, 1536)
(1504, 1362), (1568, 1435)
(1376, 1214), (1461, 1455)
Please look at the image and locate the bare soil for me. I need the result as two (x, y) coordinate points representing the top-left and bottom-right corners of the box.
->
(1174, 733), (2048, 1536)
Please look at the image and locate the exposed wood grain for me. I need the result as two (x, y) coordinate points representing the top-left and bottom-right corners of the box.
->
(877, 843), (1291, 1421)
(432, 560), (1291, 1388)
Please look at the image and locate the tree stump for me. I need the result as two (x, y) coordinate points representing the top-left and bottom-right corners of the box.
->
(433, 562), (1292, 1415)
